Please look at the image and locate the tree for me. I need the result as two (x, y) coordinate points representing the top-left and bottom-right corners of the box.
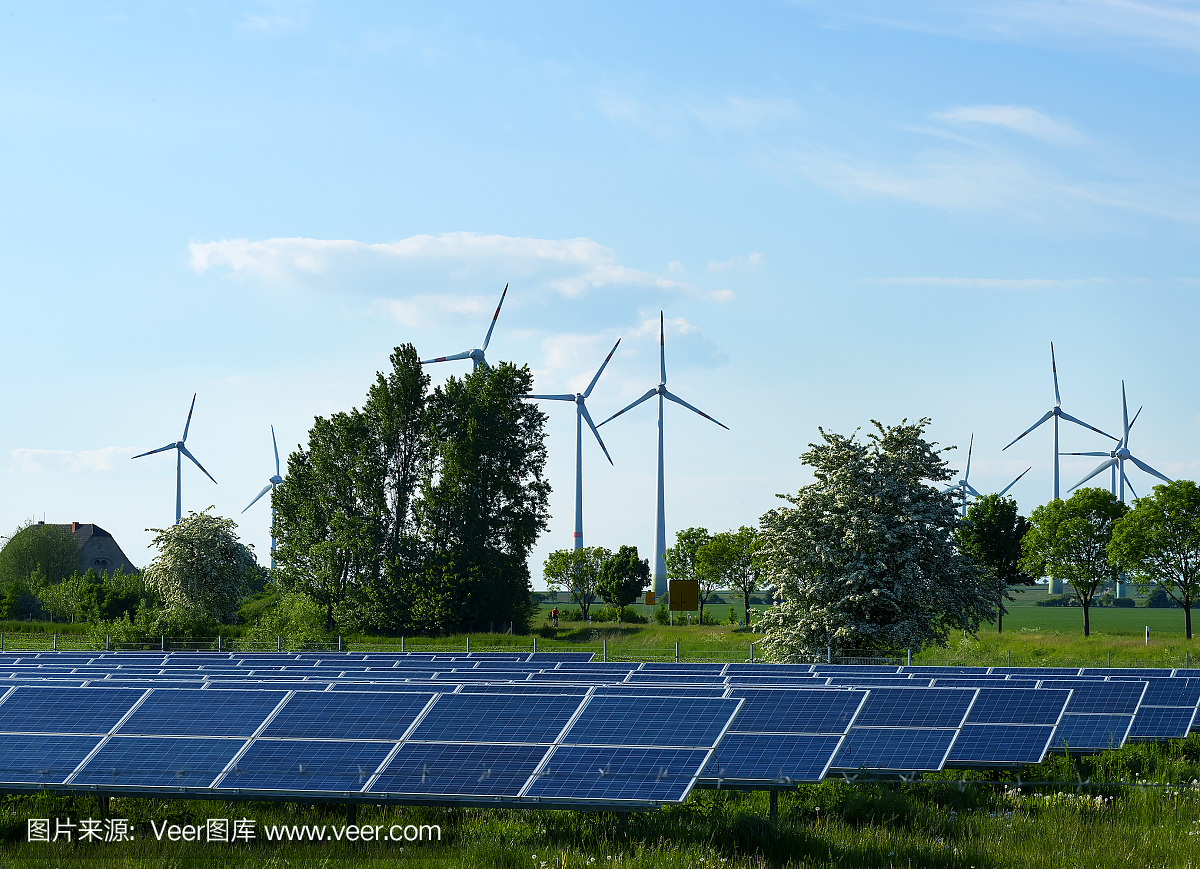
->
(143, 510), (259, 634)
(756, 419), (999, 662)
(696, 531), (742, 626)
(663, 527), (710, 620)
(0, 521), (81, 587)
(1022, 487), (1127, 637)
(247, 591), (329, 648)
(1109, 480), (1200, 639)
(956, 494), (1033, 633)
(543, 547), (610, 620)
(722, 526), (763, 628)
(597, 545), (651, 621)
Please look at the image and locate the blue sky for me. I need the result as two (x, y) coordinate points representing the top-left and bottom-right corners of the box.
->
(2, 1), (1198, 583)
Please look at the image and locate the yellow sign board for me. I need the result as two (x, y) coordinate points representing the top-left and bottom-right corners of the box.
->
(644, 591), (655, 606)
(669, 580), (699, 612)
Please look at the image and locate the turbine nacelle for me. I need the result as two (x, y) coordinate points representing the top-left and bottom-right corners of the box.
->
(1115, 446), (1131, 461)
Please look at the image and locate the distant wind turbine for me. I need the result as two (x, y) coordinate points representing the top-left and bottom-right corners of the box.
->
(944, 434), (982, 517)
(997, 466), (1032, 498)
(597, 313), (728, 600)
(1002, 342), (1118, 501)
(523, 339), (620, 549)
(242, 425), (284, 569)
(1065, 382), (1171, 502)
(420, 284), (508, 371)
(132, 393), (217, 524)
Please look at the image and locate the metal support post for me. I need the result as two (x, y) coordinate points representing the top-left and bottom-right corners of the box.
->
(338, 635), (343, 652)
(1, 633), (4, 652)
(53, 634), (57, 651)
(106, 635), (110, 651)
(401, 636), (405, 653)
(1007, 650), (1011, 666)
(827, 643), (832, 664)
(218, 635), (222, 652)
(769, 790), (778, 820)
(906, 649), (911, 667)
(603, 638), (607, 662)
(466, 636), (470, 653)
(346, 803), (356, 826)
(750, 643), (754, 662)
(1146, 626), (1150, 645)
(161, 635), (165, 652)
(1108, 650), (1112, 667)
(675, 641), (679, 663)
(1188, 650), (1191, 669)
(533, 637), (537, 653)
(277, 636), (282, 652)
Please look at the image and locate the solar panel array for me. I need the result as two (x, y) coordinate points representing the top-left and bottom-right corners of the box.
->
(0, 652), (1196, 808)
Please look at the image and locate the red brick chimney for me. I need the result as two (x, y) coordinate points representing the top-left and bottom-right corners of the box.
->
(72, 522), (79, 532)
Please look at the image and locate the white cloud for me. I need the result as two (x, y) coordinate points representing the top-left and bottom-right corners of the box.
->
(11, 447), (136, 474)
(706, 289), (737, 302)
(707, 252), (765, 272)
(189, 232), (690, 298)
(372, 294), (492, 327)
(863, 276), (1112, 289)
(936, 105), (1087, 147)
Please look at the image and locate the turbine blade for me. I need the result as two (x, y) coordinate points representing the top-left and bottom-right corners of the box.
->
(1002, 409), (1054, 450)
(584, 338), (621, 398)
(965, 434), (974, 481)
(662, 389), (729, 430)
(1060, 452), (1111, 457)
(1058, 411), (1119, 442)
(271, 425), (280, 476)
(481, 283), (508, 352)
(522, 394), (575, 401)
(182, 393), (197, 442)
(132, 443), (177, 459)
(997, 467), (1032, 497)
(580, 404), (613, 465)
(1121, 381), (1129, 443)
(1127, 405), (1142, 441)
(179, 444), (217, 485)
(596, 388), (657, 427)
(965, 482), (984, 498)
(1051, 342), (1061, 407)
(1069, 458), (1117, 493)
(420, 350), (473, 365)
(1122, 468), (1138, 501)
(242, 483), (273, 514)
(659, 312), (666, 385)
(941, 486), (957, 494)
(1128, 455), (1172, 484)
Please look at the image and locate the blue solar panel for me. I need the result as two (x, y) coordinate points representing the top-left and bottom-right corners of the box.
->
(1055, 681), (1146, 714)
(726, 688), (866, 734)
(526, 746), (710, 802)
(1128, 706), (1198, 740)
(0, 735), (102, 783)
(994, 667), (1083, 675)
(625, 673), (727, 684)
(639, 663), (728, 674)
(705, 734), (843, 781)
(933, 678), (1038, 688)
(563, 696), (738, 747)
(826, 677), (933, 687)
(967, 689), (1070, 725)
(459, 684), (591, 696)
(118, 689), (287, 737)
(0, 687), (144, 734)
(529, 652), (595, 663)
(410, 693), (582, 743)
(831, 728), (956, 772)
(372, 743), (549, 797)
(946, 725), (1055, 765)
(74, 736), (243, 788)
(260, 691), (433, 739)
(593, 687), (730, 698)
(222, 740), (394, 792)
(1138, 680), (1200, 707)
(726, 676), (828, 687)
(853, 688), (976, 728)
(813, 666), (900, 674)
(1052, 714), (1134, 752)
(724, 663), (815, 675)
(902, 666), (992, 676)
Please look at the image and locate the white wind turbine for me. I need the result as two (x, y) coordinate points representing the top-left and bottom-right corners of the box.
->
(132, 393), (217, 524)
(523, 339), (620, 549)
(597, 313), (728, 600)
(420, 284), (508, 371)
(1065, 382), (1171, 502)
(945, 435), (1030, 517)
(242, 425), (284, 569)
(1002, 342), (1118, 501)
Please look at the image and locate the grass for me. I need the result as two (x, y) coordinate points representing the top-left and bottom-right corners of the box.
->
(2, 737), (1200, 867)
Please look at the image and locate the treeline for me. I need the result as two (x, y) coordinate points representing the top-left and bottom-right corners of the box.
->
(272, 345), (550, 636)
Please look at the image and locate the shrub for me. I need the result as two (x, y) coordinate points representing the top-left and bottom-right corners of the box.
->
(1145, 586), (1181, 608)
(654, 603), (670, 625)
(1114, 597), (1136, 608)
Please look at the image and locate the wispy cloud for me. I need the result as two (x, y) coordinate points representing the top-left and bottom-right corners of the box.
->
(863, 276), (1112, 289)
(707, 252), (765, 272)
(936, 105), (1087, 147)
(10, 447), (136, 474)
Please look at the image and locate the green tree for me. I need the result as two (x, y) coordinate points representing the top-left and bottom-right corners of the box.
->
(695, 531), (743, 626)
(956, 494), (1033, 634)
(1109, 480), (1200, 639)
(596, 545), (651, 621)
(727, 525), (764, 628)
(144, 510), (260, 635)
(247, 591), (329, 648)
(0, 521), (81, 587)
(1022, 487), (1127, 637)
(757, 419), (998, 661)
(663, 527), (710, 620)
(543, 547), (610, 620)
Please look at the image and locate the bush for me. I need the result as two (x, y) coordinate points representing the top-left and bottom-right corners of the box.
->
(247, 591), (329, 648)
(654, 603), (670, 625)
(1037, 595), (1077, 607)
(588, 606), (648, 624)
(1114, 597), (1136, 608)
(1146, 586), (1181, 608)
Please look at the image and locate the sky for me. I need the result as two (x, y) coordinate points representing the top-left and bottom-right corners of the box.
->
(2, 1), (1198, 585)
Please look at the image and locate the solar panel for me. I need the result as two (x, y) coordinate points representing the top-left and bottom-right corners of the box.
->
(812, 665), (900, 674)
(525, 746), (710, 802)
(459, 684), (591, 696)
(410, 693), (582, 743)
(901, 666), (992, 676)
(705, 734), (843, 782)
(0, 687), (144, 734)
(826, 677), (932, 688)
(625, 673), (727, 684)
(1054, 681), (1146, 715)
(1052, 714), (1134, 752)
(117, 689), (287, 737)
(966, 689), (1070, 725)
(592, 687), (730, 698)
(945, 725), (1056, 766)
(372, 743), (549, 797)
(726, 688), (866, 734)
(562, 696), (739, 748)
(1138, 680), (1200, 707)
(0, 734), (102, 783)
(830, 728), (956, 772)
(852, 688), (976, 728)
(260, 691), (434, 739)
(1128, 706), (1198, 741)
(73, 736), (244, 788)
(221, 740), (394, 791)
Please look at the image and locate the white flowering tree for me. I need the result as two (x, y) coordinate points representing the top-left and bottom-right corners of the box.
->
(144, 510), (259, 633)
(756, 419), (1000, 662)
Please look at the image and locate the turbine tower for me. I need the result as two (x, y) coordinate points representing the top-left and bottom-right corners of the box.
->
(1002, 342), (1117, 501)
(420, 284), (508, 371)
(523, 340), (620, 549)
(132, 393), (217, 524)
(1065, 382), (1171, 502)
(597, 313), (728, 599)
(242, 425), (284, 569)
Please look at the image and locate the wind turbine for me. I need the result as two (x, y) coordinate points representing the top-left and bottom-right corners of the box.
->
(132, 393), (217, 524)
(1065, 382), (1171, 502)
(242, 425), (284, 569)
(597, 313), (728, 600)
(1002, 342), (1118, 501)
(420, 284), (508, 371)
(997, 466), (1032, 498)
(523, 339), (620, 549)
(944, 434), (982, 517)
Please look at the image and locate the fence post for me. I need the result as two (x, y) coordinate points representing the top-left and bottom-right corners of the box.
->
(161, 635), (165, 652)
(338, 636), (343, 652)
(1108, 650), (1112, 667)
(277, 636), (282, 652)
(1, 633), (3, 652)
(53, 634), (57, 651)
(675, 641), (679, 663)
(603, 638), (607, 663)
(1187, 650), (1191, 669)
(218, 635), (222, 652)
(1146, 626), (1150, 645)
(750, 643), (754, 663)
(106, 635), (110, 652)
(906, 648), (911, 667)
(1007, 650), (1011, 667)
(466, 636), (471, 654)
(533, 637), (537, 653)
(827, 643), (832, 664)
(401, 636), (405, 653)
